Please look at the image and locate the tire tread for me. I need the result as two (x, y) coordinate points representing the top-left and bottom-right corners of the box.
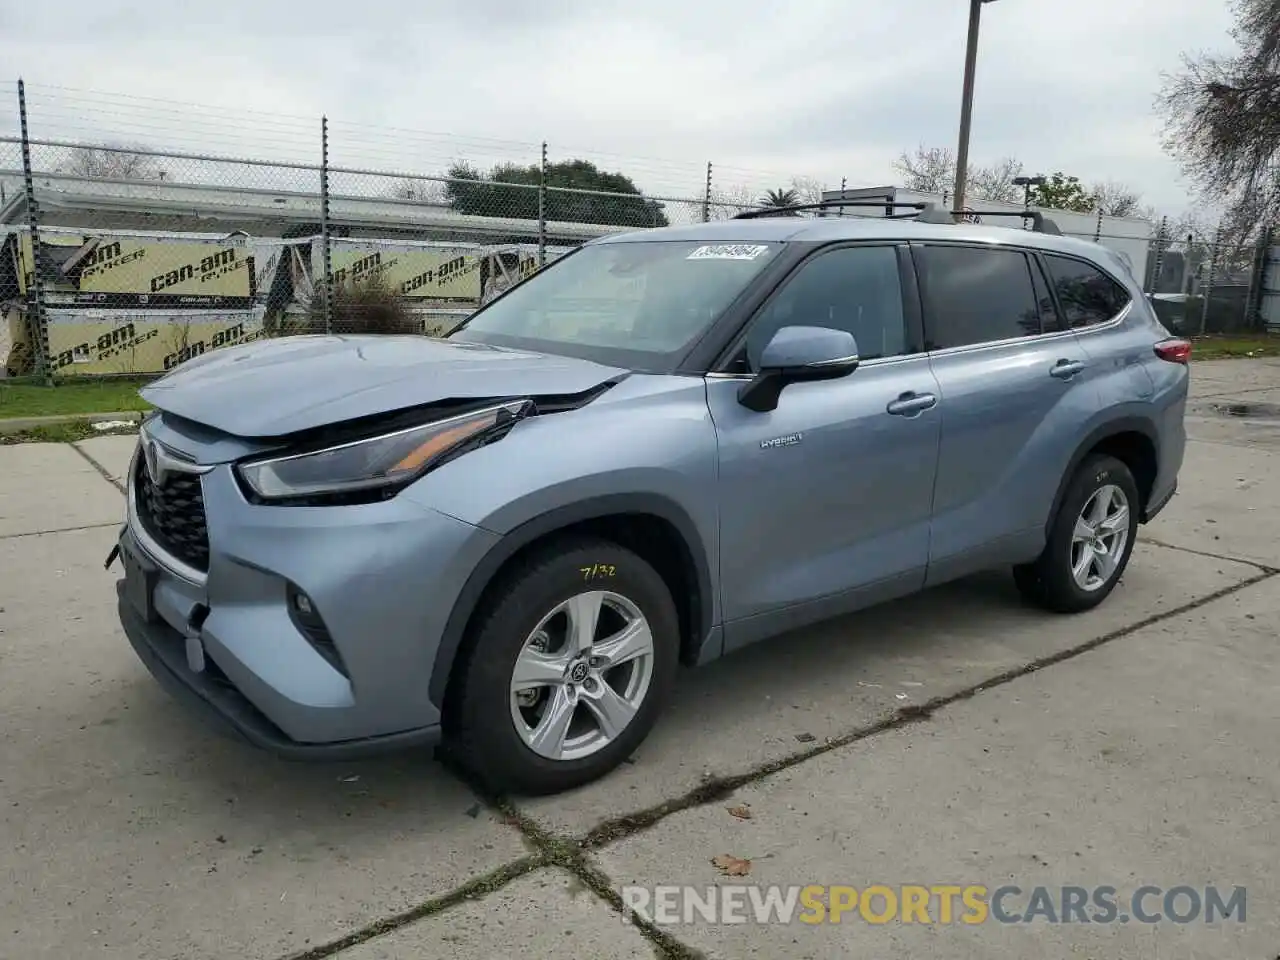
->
(446, 536), (678, 796)
(1013, 454), (1139, 614)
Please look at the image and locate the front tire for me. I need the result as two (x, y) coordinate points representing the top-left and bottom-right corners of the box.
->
(1014, 454), (1140, 613)
(446, 538), (679, 796)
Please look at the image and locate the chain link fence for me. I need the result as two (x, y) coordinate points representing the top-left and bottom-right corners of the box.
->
(1, 79), (1275, 382)
(1143, 217), (1276, 338)
(0, 81), (785, 380)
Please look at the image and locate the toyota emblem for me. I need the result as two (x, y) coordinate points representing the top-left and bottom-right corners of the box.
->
(144, 438), (162, 485)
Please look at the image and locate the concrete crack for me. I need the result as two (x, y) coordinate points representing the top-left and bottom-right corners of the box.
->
(69, 441), (127, 495)
(1142, 536), (1278, 573)
(0, 521), (118, 541)
(576, 568), (1277, 849)
(269, 567), (1276, 958)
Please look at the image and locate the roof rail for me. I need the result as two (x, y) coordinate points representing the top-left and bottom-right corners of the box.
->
(731, 199), (1064, 235)
(915, 203), (957, 224)
(732, 199), (927, 220)
(936, 205), (1064, 235)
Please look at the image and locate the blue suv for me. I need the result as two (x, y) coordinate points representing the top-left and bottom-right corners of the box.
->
(112, 204), (1189, 795)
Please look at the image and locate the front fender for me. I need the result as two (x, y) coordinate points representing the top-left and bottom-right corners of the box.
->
(401, 375), (721, 709)
(424, 491), (717, 709)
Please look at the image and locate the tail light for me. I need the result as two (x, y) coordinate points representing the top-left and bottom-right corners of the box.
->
(1154, 339), (1192, 364)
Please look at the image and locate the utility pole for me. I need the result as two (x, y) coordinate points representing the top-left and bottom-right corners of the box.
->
(953, 0), (998, 214)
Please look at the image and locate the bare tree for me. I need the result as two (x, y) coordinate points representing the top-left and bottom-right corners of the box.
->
(789, 175), (826, 205)
(893, 145), (1023, 202)
(1160, 208), (1214, 246)
(704, 183), (758, 220)
(893, 145), (956, 194)
(389, 178), (447, 204)
(1088, 181), (1146, 217)
(1158, 0), (1280, 237)
(967, 156), (1024, 204)
(60, 144), (166, 181)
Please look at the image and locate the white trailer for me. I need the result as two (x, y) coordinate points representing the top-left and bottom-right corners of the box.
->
(820, 186), (1155, 285)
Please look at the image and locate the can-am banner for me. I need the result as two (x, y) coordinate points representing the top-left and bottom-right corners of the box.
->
(4, 307), (266, 376)
(1, 231), (575, 376)
(322, 238), (483, 301)
(13, 233), (256, 308)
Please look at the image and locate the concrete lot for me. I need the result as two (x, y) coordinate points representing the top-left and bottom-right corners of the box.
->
(1, 358), (1278, 959)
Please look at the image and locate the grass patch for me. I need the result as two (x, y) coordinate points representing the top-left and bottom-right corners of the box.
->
(0, 377), (152, 419)
(1190, 333), (1280, 360)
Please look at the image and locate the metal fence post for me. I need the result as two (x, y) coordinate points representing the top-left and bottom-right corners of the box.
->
(1179, 234), (1195, 297)
(319, 115), (333, 335)
(702, 161), (712, 222)
(1200, 224), (1222, 335)
(1244, 225), (1273, 331)
(537, 141), (547, 267)
(1149, 216), (1169, 294)
(17, 79), (50, 383)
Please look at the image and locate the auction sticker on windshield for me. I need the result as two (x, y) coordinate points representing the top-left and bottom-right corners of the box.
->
(686, 244), (771, 260)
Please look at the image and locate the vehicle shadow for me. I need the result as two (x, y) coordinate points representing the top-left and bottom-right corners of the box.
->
(107, 541), (1228, 840)
(517, 542), (1232, 832)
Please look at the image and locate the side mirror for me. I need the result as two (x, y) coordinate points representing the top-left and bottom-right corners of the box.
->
(738, 325), (860, 412)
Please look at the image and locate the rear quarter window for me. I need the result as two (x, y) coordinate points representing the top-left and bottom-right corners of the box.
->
(1043, 254), (1131, 329)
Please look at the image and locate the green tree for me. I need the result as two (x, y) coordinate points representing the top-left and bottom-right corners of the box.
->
(760, 187), (801, 208)
(445, 159), (668, 228)
(1159, 0), (1280, 235)
(1027, 172), (1096, 212)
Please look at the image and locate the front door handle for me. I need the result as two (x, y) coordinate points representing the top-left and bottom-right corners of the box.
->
(886, 392), (938, 417)
(1050, 359), (1085, 380)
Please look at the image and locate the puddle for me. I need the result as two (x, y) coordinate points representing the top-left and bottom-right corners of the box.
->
(1211, 402), (1280, 420)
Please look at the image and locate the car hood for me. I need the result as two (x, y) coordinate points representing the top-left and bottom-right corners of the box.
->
(140, 334), (628, 438)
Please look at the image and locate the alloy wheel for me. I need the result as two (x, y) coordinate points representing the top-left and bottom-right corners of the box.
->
(1070, 483), (1131, 592)
(509, 590), (656, 761)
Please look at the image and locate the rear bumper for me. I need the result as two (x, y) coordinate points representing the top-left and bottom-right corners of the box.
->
(118, 579), (442, 761)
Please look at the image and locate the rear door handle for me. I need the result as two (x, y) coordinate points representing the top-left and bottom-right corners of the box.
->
(886, 392), (938, 417)
(1050, 359), (1085, 380)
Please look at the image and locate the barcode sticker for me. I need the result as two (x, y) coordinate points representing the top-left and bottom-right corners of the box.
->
(686, 244), (770, 261)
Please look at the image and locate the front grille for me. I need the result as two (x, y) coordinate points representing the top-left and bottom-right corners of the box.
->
(134, 454), (210, 572)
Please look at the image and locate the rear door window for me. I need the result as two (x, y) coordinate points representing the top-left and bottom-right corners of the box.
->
(917, 245), (1043, 349)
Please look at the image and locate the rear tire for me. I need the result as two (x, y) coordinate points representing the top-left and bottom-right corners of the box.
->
(1013, 454), (1139, 614)
(445, 538), (679, 796)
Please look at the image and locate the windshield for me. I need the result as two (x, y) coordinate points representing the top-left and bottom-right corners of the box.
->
(450, 240), (781, 370)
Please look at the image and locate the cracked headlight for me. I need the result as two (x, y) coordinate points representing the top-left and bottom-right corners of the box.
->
(237, 400), (531, 502)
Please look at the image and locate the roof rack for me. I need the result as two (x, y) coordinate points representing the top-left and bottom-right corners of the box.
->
(941, 206), (1063, 235)
(732, 199), (1063, 235)
(732, 199), (928, 219)
(915, 204), (958, 224)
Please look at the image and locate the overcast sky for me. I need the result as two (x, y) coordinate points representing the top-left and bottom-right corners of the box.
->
(1, 0), (1238, 215)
